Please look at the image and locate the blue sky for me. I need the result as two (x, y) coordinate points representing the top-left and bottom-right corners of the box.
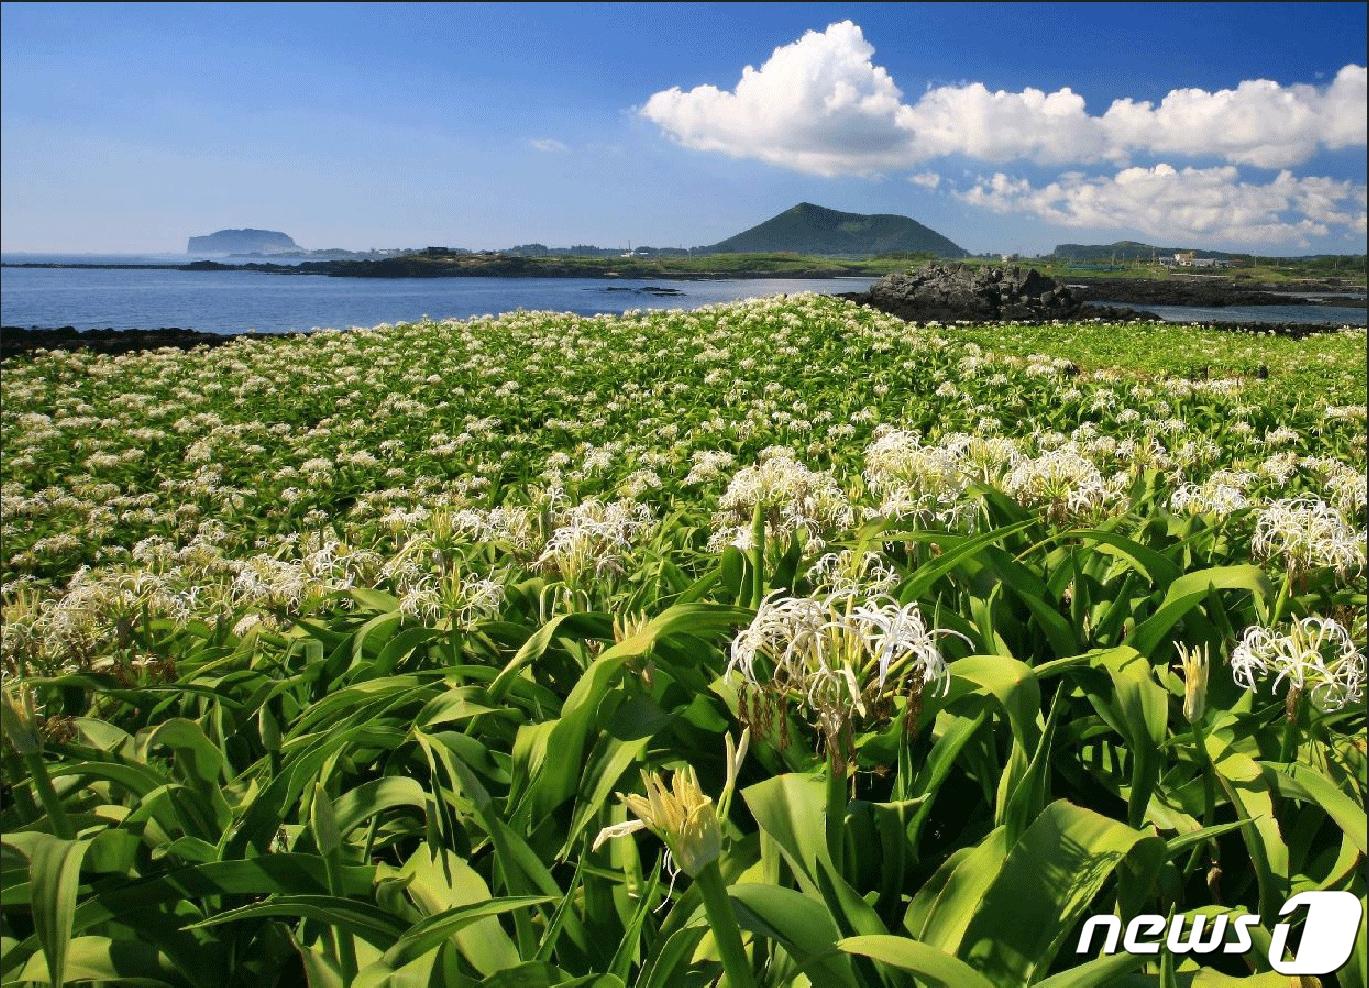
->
(2, 2), (1365, 254)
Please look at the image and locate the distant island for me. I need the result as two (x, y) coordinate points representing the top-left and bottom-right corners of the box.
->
(187, 229), (300, 255)
(699, 202), (966, 257)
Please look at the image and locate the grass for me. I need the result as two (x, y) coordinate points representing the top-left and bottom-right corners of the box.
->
(956, 319), (1367, 397)
(956, 254), (1368, 286)
(1, 295), (1365, 986)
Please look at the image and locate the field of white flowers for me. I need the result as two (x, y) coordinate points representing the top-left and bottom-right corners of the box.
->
(1, 294), (1365, 986)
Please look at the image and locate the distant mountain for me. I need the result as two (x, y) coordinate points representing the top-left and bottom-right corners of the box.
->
(1053, 241), (1244, 261)
(698, 202), (966, 257)
(187, 229), (299, 255)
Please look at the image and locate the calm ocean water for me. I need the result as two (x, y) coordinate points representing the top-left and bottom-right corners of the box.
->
(2, 257), (1365, 333)
(0, 260), (876, 334)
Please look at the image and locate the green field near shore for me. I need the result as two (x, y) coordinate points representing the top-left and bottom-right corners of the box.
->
(2, 296), (1365, 986)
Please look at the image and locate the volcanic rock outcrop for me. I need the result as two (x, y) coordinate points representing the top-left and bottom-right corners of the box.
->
(841, 264), (1147, 322)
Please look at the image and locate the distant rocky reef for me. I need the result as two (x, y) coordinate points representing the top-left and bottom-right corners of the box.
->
(839, 264), (1152, 322)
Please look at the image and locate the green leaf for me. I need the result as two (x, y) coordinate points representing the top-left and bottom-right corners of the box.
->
(1262, 761), (1367, 855)
(837, 934), (996, 988)
(637, 926), (709, 988)
(740, 773), (831, 894)
(187, 894), (408, 946)
(22, 834), (90, 988)
(1093, 647), (1168, 828)
(730, 884), (858, 987)
(901, 520), (1038, 601)
(1128, 565), (1269, 657)
(1066, 529), (1181, 588)
(332, 776), (429, 837)
(1205, 735), (1289, 918)
(512, 603), (748, 823)
(396, 848), (523, 977)
(1032, 951), (1147, 987)
(941, 655), (1041, 751)
(487, 611), (613, 702)
(8, 935), (178, 986)
(352, 896), (552, 985)
(907, 827), (1010, 951)
(956, 800), (1155, 984)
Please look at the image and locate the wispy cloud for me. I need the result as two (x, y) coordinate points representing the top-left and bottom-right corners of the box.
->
(529, 137), (569, 153)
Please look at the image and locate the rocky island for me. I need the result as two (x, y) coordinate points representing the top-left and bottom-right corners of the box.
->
(187, 228), (300, 255)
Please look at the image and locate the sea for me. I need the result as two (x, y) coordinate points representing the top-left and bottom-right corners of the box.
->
(2, 255), (1365, 334)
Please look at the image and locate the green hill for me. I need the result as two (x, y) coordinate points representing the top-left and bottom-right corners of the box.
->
(698, 202), (966, 257)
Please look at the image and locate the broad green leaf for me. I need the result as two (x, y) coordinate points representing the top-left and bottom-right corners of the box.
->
(1262, 761), (1367, 855)
(188, 894), (409, 946)
(837, 934), (996, 988)
(7, 934), (178, 986)
(730, 883), (858, 987)
(957, 800), (1155, 984)
(1128, 565), (1269, 657)
(352, 896), (552, 985)
(740, 773), (831, 894)
(901, 520), (1038, 601)
(1032, 951), (1147, 987)
(1205, 735), (1290, 918)
(22, 834), (90, 988)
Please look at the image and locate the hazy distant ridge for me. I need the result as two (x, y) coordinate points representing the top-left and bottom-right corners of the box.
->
(1053, 241), (1246, 261)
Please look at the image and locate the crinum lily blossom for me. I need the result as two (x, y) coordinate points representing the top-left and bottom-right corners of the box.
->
(1230, 617), (1366, 712)
(728, 591), (967, 771)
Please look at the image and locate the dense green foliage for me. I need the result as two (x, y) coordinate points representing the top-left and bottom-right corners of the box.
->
(699, 203), (966, 258)
(1, 296), (1365, 986)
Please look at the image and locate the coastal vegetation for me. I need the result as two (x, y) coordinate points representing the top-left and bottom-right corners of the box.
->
(1, 295), (1365, 986)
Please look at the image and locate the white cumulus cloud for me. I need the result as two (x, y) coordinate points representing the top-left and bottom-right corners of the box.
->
(1099, 65), (1367, 168)
(908, 171), (941, 190)
(640, 21), (1367, 175)
(640, 21), (913, 177)
(957, 164), (1368, 246)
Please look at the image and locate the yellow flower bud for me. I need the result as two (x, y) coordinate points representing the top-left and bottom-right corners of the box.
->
(1175, 642), (1210, 724)
(593, 730), (748, 878)
(1, 681), (42, 755)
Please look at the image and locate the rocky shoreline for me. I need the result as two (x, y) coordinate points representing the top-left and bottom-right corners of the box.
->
(1064, 276), (1366, 309)
(837, 264), (1162, 322)
(1, 326), (271, 360)
(834, 264), (1362, 339)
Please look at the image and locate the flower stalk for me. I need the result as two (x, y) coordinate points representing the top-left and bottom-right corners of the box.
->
(594, 731), (751, 985)
(749, 501), (765, 607)
(3, 683), (74, 840)
(694, 860), (756, 988)
(825, 756), (849, 873)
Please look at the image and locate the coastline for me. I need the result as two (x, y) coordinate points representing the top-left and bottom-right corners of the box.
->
(5, 259), (1364, 308)
(0, 259), (895, 280)
(6, 309), (1361, 361)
